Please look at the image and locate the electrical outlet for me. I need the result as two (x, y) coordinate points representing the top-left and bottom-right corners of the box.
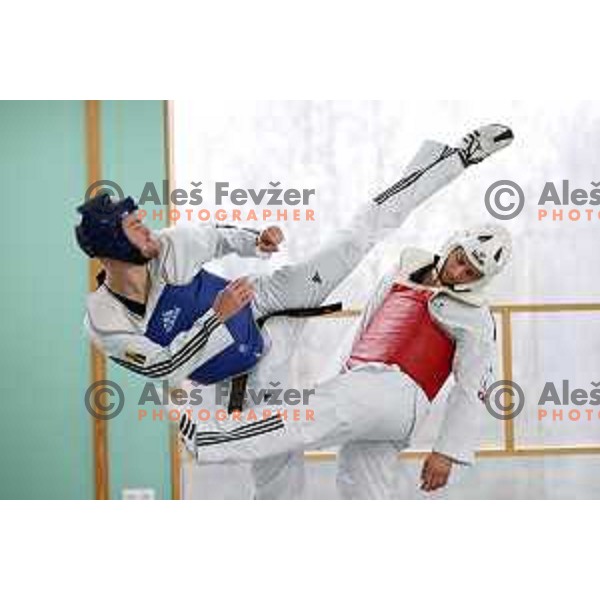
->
(122, 488), (155, 500)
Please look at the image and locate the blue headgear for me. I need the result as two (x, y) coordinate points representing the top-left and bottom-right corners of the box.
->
(75, 194), (150, 265)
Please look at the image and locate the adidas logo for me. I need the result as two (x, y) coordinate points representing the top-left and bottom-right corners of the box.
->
(162, 307), (182, 333)
(311, 271), (322, 284)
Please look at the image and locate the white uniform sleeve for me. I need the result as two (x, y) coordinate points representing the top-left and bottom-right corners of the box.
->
(86, 309), (234, 388)
(213, 224), (261, 257)
(158, 223), (261, 283)
(432, 308), (497, 465)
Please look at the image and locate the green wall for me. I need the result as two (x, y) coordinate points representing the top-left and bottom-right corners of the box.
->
(101, 101), (172, 500)
(0, 100), (170, 499)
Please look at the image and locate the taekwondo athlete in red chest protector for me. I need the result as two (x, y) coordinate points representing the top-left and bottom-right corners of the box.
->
(182, 125), (515, 499)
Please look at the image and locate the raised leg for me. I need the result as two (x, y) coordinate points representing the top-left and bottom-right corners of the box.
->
(252, 140), (466, 318)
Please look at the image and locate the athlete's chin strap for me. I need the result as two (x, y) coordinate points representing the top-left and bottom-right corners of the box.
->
(227, 302), (344, 414)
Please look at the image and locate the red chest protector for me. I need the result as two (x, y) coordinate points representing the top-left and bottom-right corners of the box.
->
(348, 283), (455, 401)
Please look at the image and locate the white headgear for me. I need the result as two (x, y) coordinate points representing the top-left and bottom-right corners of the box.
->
(439, 224), (513, 292)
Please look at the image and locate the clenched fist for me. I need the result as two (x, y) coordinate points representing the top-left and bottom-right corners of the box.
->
(213, 278), (255, 323)
(257, 226), (284, 253)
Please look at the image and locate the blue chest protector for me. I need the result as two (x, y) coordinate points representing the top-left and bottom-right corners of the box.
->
(145, 269), (264, 384)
